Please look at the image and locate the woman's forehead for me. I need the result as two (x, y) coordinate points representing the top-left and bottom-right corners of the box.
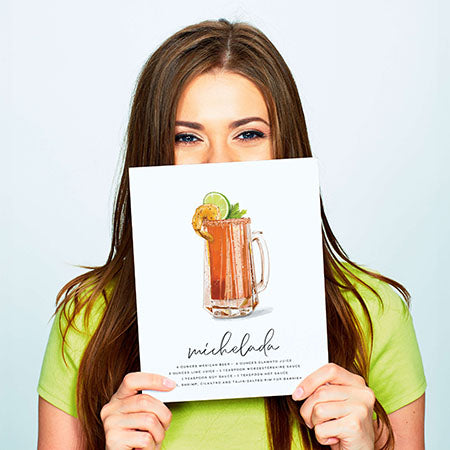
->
(175, 71), (269, 123)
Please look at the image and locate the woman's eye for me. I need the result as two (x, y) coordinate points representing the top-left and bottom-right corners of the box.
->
(175, 133), (200, 144)
(236, 130), (266, 141)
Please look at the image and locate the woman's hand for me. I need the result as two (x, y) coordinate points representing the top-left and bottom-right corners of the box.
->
(292, 363), (376, 449)
(100, 372), (176, 450)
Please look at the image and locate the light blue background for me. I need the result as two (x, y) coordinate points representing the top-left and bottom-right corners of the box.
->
(2, 0), (448, 448)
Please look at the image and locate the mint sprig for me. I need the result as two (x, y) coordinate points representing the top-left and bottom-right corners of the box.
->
(227, 202), (247, 219)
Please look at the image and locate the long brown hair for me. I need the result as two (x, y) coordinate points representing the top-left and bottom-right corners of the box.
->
(56, 19), (408, 449)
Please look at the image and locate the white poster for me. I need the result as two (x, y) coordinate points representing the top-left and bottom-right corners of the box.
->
(129, 157), (328, 402)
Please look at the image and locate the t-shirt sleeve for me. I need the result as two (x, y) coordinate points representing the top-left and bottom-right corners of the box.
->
(366, 279), (427, 414)
(38, 307), (83, 417)
(37, 296), (105, 418)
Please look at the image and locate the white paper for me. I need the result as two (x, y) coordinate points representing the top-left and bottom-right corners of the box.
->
(129, 157), (328, 402)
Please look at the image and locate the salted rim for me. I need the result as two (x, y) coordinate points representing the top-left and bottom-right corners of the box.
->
(203, 217), (251, 225)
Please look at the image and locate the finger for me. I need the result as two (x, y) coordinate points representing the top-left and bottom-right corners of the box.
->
(113, 373), (176, 400)
(117, 412), (166, 445)
(118, 394), (172, 430)
(313, 418), (344, 446)
(314, 413), (372, 447)
(292, 363), (366, 401)
(309, 400), (352, 428)
(105, 429), (154, 449)
(299, 384), (353, 428)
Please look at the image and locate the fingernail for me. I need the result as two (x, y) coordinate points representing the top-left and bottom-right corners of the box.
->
(292, 386), (304, 400)
(163, 377), (176, 388)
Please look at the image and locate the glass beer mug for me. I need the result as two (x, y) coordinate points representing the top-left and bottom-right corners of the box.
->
(202, 217), (269, 318)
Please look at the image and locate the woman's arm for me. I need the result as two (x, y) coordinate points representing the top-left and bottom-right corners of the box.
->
(38, 396), (84, 450)
(378, 393), (425, 450)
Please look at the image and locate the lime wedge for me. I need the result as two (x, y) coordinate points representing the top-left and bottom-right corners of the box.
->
(203, 192), (230, 219)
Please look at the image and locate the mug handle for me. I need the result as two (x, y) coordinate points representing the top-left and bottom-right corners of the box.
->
(251, 231), (270, 294)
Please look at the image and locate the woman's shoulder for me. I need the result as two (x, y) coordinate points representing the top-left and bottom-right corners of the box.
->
(38, 277), (116, 417)
(338, 262), (409, 324)
(59, 276), (117, 339)
(338, 262), (426, 413)
(44, 276), (117, 372)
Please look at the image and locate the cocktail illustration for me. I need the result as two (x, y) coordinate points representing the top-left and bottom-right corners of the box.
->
(192, 192), (269, 318)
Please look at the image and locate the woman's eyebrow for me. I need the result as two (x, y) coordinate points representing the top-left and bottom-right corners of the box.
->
(175, 117), (270, 130)
(229, 117), (270, 129)
(175, 121), (204, 130)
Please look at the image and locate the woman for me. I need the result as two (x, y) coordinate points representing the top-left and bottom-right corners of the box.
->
(37, 19), (426, 449)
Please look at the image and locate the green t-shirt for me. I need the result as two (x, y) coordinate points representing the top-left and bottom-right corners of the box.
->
(38, 266), (426, 449)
